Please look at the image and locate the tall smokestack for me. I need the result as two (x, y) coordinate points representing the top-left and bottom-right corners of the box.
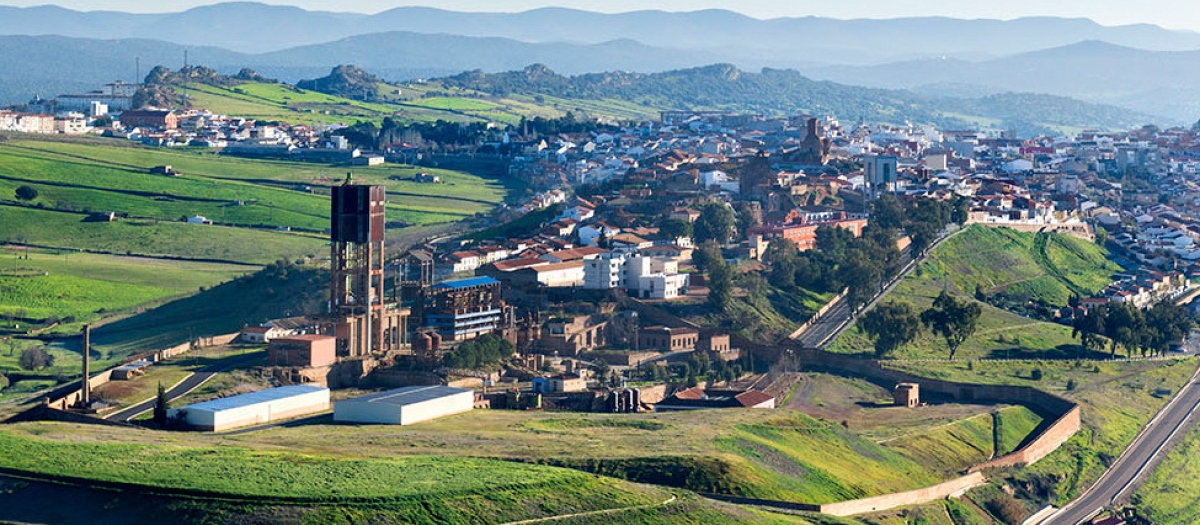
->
(81, 325), (90, 408)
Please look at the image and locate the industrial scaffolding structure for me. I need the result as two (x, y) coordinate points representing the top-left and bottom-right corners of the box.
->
(330, 178), (409, 356)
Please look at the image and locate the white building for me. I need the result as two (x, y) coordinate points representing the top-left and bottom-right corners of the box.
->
(627, 256), (689, 300)
(334, 386), (473, 425)
(700, 170), (739, 193)
(527, 261), (586, 287)
(168, 385), (330, 431)
(583, 254), (687, 299)
(585, 253), (628, 290)
(239, 326), (286, 344)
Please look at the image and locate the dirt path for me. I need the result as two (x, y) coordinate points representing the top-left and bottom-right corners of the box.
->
(498, 494), (678, 525)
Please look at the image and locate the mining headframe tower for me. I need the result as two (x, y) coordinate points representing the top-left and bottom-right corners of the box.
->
(330, 175), (408, 357)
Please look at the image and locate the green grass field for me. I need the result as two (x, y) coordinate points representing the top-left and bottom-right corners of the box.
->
(0, 140), (499, 231)
(1134, 420), (1200, 525)
(0, 205), (324, 265)
(827, 272), (1083, 360)
(0, 427), (669, 524)
(91, 263), (325, 355)
(826, 226), (1110, 360)
(923, 226), (1120, 305)
(0, 249), (248, 324)
(177, 80), (658, 127)
(881, 406), (1043, 476)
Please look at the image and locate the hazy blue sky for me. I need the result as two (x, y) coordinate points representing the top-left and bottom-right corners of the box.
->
(11, 0), (1200, 31)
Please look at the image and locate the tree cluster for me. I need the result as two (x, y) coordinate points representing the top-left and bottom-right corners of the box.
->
(442, 334), (515, 370)
(1073, 301), (1193, 358)
(765, 224), (900, 311)
(860, 292), (982, 359)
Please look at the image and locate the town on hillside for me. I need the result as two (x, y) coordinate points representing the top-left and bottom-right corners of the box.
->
(4, 66), (1200, 525)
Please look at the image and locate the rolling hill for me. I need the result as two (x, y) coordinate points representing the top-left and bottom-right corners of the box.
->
(431, 64), (1154, 134)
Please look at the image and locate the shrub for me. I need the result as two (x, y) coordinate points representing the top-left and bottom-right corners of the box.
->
(985, 494), (1027, 525)
(1066, 379), (1076, 391)
(14, 185), (38, 201)
(1031, 369), (1043, 381)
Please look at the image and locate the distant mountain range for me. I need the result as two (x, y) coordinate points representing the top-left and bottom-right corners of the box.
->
(4, 2), (1200, 63)
(0, 2), (1198, 124)
(807, 41), (1200, 120)
(0, 32), (725, 105)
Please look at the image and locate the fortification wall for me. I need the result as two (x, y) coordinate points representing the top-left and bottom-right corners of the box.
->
(820, 472), (986, 517)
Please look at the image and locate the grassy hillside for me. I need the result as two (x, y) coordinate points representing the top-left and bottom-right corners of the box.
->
(0, 205), (324, 265)
(0, 249), (248, 324)
(924, 226), (1120, 305)
(888, 358), (1196, 505)
(0, 427), (672, 524)
(1135, 421), (1200, 525)
(827, 226), (1116, 360)
(179, 78), (655, 125)
(0, 477), (810, 525)
(91, 262), (326, 355)
(9, 406), (1038, 506)
(881, 406), (1044, 475)
(0, 139), (500, 231)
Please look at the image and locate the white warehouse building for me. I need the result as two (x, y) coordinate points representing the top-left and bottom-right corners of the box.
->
(168, 385), (330, 432)
(334, 385), (474, 425)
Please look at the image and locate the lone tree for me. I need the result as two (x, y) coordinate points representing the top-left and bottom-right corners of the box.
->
(859, 302), (922, 358)
(18, 347), (53, 371)
(693, 202), (735, 245)
(707, 260), (735, 310)
(153, 382), (170, 427)
(920, 292), (982, 360)
(14, 185), (38, 201)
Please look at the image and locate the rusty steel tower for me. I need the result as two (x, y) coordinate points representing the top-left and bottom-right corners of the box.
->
(330, 176), (387, 357)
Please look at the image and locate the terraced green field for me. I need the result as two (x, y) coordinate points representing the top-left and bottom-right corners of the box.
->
(0, 205), (324, 265)
(177, 79), (657, 126)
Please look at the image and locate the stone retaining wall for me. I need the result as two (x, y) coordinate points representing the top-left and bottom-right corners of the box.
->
(820, 472), (987, 517)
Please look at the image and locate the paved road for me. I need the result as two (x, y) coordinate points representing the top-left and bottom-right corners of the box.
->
(105, 351), (263, 422)
(792, 227), (961, 349)
(104, 371), (217, 422)
(1042, 368), (1200, 525)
